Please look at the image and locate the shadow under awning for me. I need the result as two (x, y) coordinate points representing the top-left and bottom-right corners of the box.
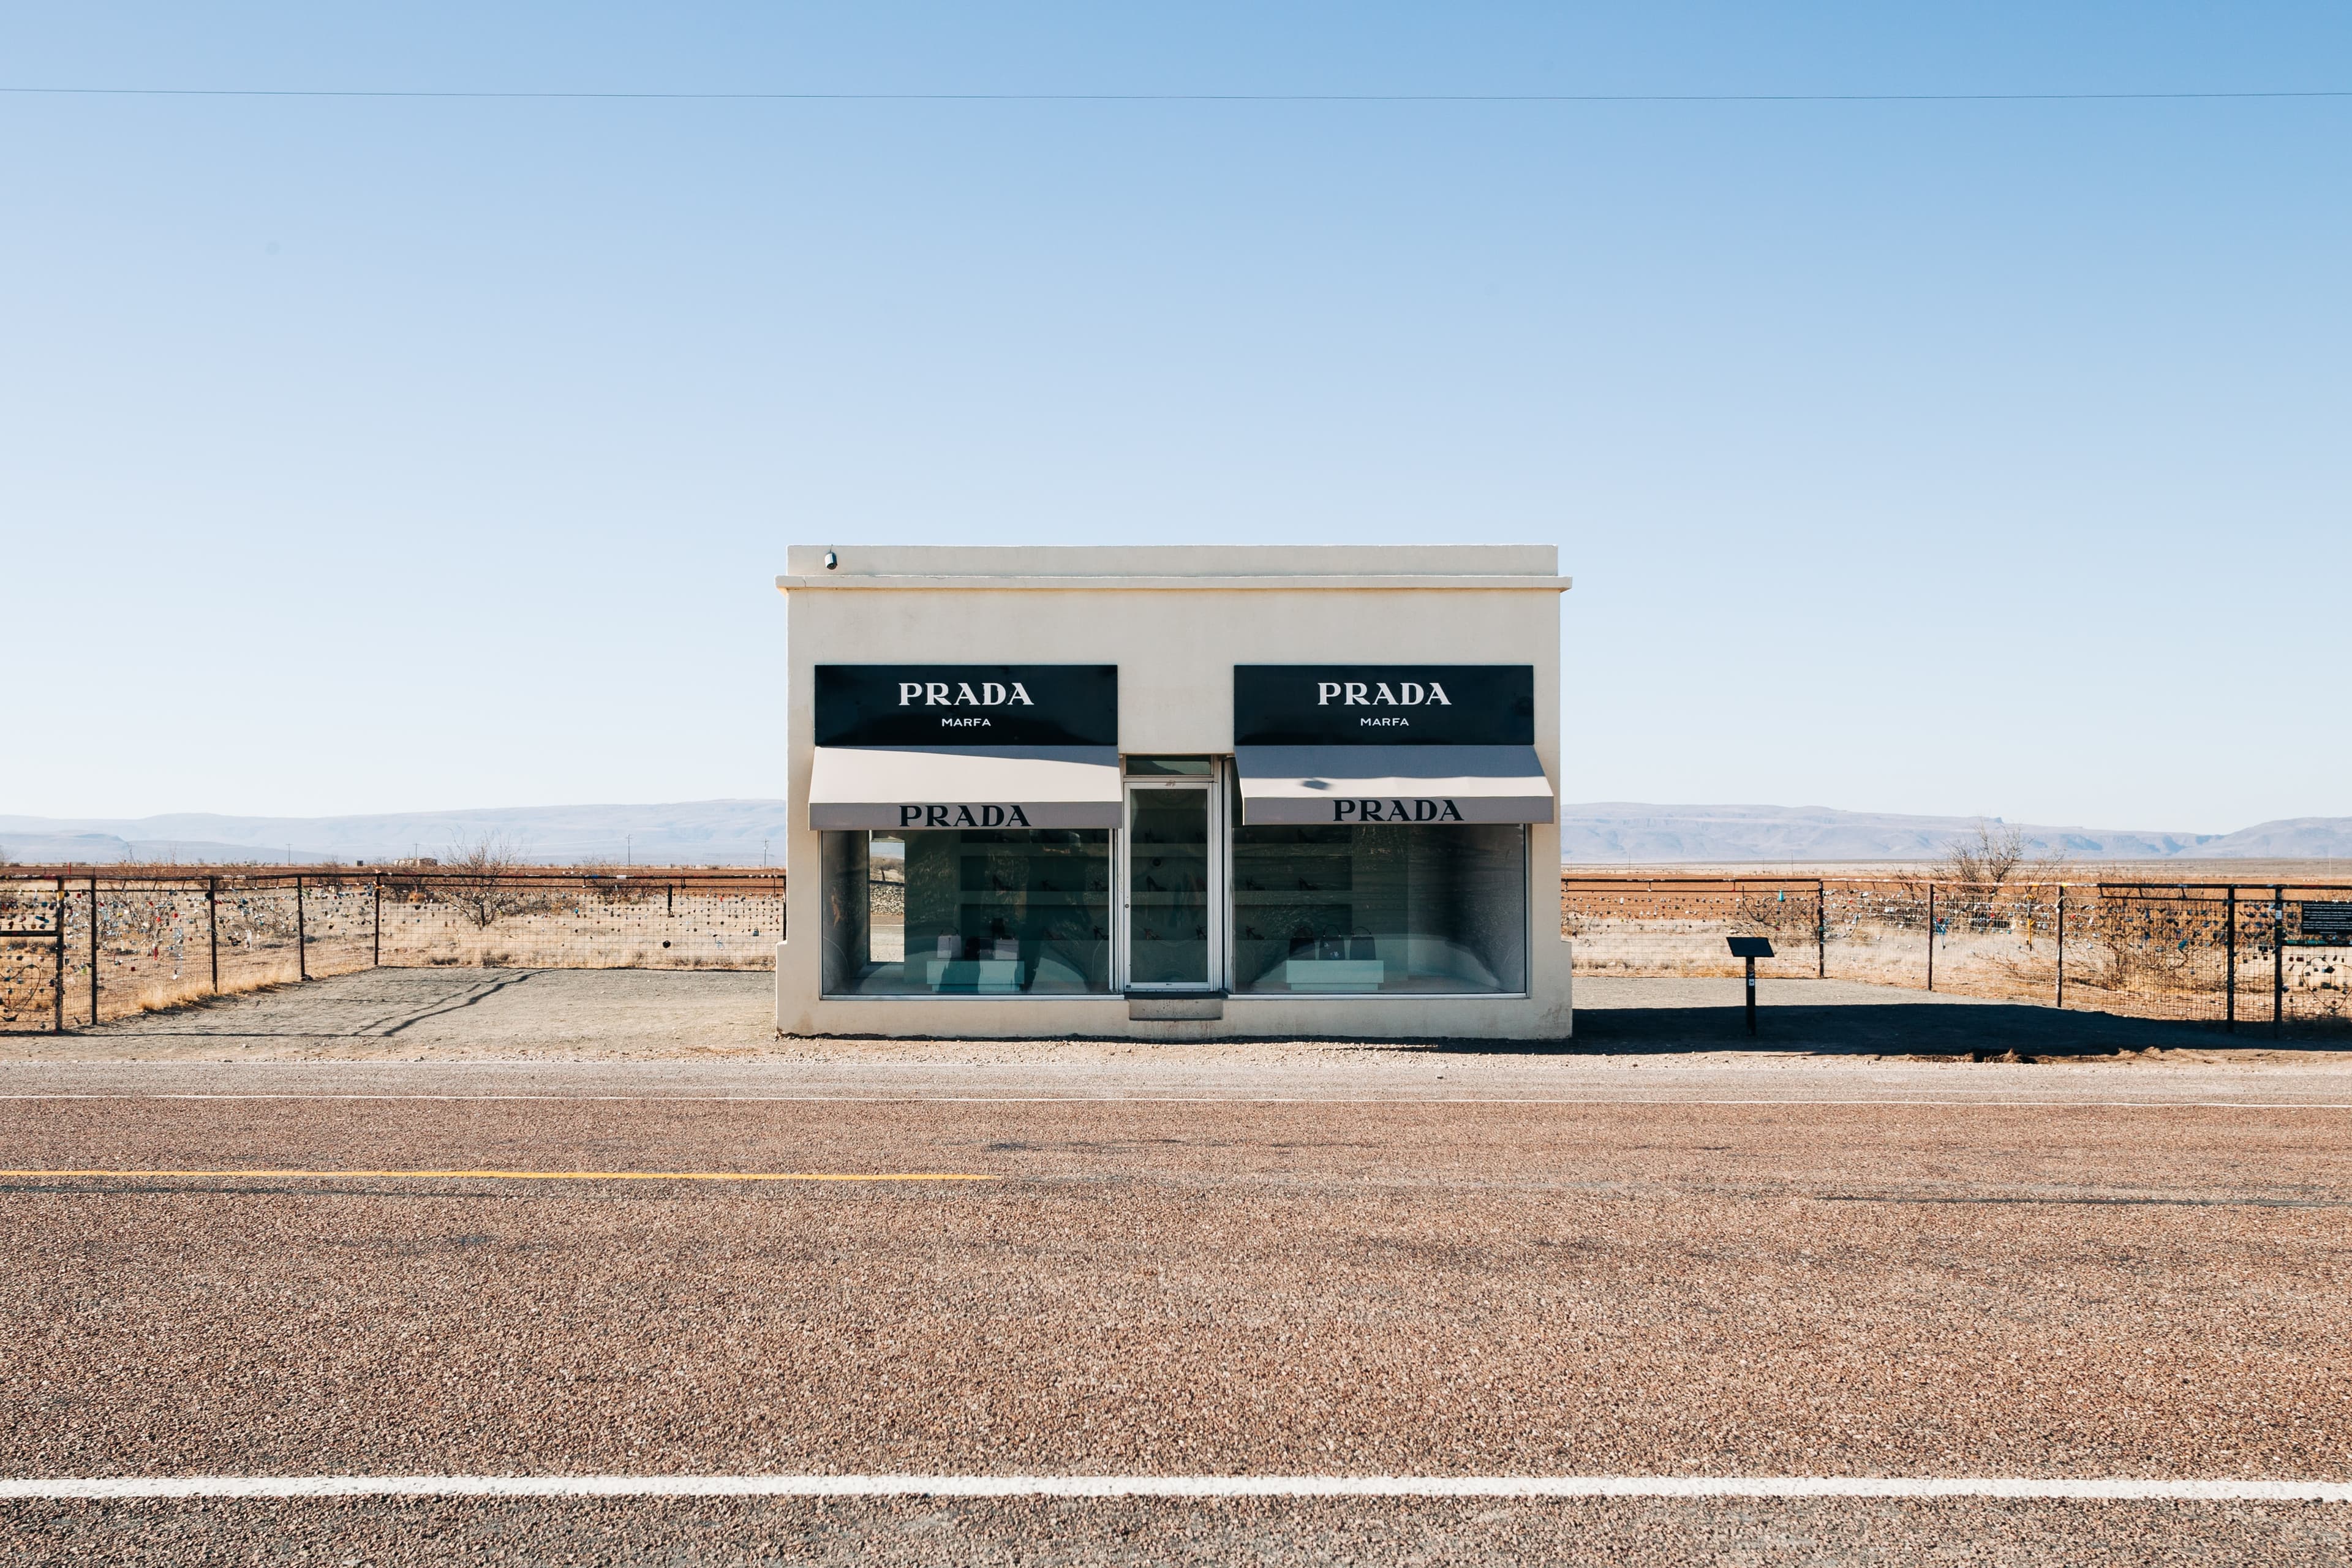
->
(808, 746), (1123, 831)
(1235, 745), (1554, 826)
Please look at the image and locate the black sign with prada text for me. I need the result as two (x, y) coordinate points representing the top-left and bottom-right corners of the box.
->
(815, 665), (1118, 747)
(1233, 665), (1534, 746)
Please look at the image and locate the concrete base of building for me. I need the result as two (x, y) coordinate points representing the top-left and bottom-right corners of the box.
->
(775, 944), (1574, 1041)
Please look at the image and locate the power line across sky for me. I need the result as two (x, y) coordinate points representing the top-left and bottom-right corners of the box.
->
(1, 85), (2347, 104)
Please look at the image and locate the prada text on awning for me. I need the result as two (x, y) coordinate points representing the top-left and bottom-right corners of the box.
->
(1234, 745), (1553, 826)
(808, 746), (1123, 831)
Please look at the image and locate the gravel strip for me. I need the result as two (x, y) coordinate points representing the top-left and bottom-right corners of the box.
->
(5, 1495), (2347, 1566)
(9, 968), (2337, 1066)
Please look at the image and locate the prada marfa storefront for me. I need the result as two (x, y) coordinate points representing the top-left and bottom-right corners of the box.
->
(775, 545), (1573, 1039)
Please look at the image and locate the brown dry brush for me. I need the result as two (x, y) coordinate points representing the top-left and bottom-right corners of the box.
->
(1939, 820), (2030, 888)
(432, 834), (552, 930)
(1929, 821), (2073, 936)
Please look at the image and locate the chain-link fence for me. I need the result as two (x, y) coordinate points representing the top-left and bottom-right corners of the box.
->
(0, 878), (68, 1033)
(9, 866), (2346, 1033)
(0, 869), (785, 1030)
(1564, 875), (2352, 1031)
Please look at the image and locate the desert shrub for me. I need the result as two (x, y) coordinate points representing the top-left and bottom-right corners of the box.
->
(433, 834), (551, 929)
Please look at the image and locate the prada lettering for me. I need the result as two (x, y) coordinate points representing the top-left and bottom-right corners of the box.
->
(897, 680), (1036, 710)
(1316, 680), (1450, 708)
(1333, 798), (1464, 822)
(1316, 679), (1450, 727)
(898, 803), (1033, 828)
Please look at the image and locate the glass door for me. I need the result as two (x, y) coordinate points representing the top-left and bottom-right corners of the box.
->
(1122, 762), (1224, 990)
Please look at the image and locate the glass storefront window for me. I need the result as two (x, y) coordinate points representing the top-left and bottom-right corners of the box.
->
(822, 829), (1113, 996)
(1231, 821), (1527, 995)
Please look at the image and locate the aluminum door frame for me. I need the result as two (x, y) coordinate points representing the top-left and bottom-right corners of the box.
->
(1117, 761), (1227, 993)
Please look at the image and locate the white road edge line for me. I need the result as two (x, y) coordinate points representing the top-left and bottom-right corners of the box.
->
(2, 1475), (2347, 1502)
(4, 1100), (2352, 1109)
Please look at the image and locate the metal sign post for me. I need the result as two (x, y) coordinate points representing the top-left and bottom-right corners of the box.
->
(1727, 937), (1774, 1035)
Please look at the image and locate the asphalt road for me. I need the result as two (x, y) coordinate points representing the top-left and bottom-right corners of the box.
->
(3, 972), (2349, 1564)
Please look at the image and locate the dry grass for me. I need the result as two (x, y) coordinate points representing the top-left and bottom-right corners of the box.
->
(1561, 868), (2352, 1026)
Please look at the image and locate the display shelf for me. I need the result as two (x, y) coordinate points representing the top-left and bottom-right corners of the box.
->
(1280, 958), (1385, 992)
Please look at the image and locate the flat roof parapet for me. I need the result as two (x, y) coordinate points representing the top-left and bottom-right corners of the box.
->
(778, 543), (1568, 592)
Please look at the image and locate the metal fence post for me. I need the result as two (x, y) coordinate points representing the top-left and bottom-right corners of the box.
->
(88, 875), (99, 1025)
(1926, 882), (1936, 992)
(2273, 884), (2285, 1035)
(2225, 885), (2236, 1032)
(1815, 880), (1826, 979)
(372, 874), (382, 967)
(53, 875), (66, 1034)
(295, 875), (307, 981)
(2055, 884), (2065, 1010)
(206, 875), (219, 995)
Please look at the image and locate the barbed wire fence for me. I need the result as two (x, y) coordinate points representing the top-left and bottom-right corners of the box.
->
(1562, 875), (2352, 1031)
(0, 868), (785, 1030)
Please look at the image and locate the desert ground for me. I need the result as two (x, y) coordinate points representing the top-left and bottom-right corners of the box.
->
(3, 971), (2347, 1564)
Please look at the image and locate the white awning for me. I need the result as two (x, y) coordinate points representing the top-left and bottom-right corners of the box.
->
(1234, 745), (1553, 826)
(808, 746), (1123, 831)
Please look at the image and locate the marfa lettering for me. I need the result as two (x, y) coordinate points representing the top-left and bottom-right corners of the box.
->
(1315, 680), (1452, 707)
(1333, 799), (1464, 822)
(898, 681), (1036, 707)
(898, 803), (1034, 828)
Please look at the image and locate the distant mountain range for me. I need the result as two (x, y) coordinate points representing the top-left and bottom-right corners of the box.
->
(3, 801), (2348, 867)
(1554, 804), (2351, 864)
(0, 801), (794, 868)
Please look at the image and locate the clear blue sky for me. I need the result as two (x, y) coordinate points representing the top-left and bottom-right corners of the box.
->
(4, 4), (2346, 831)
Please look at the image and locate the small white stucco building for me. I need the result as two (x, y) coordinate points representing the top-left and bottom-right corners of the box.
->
(774, 545), (1572, 1040)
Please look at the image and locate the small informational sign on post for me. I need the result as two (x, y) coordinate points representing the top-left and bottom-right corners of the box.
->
(2291, 902), (2352, 946)
(1727, 937), (1774, 1034)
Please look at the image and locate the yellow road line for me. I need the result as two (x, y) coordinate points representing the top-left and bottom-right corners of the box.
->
(0, 1167), (996, 1183)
